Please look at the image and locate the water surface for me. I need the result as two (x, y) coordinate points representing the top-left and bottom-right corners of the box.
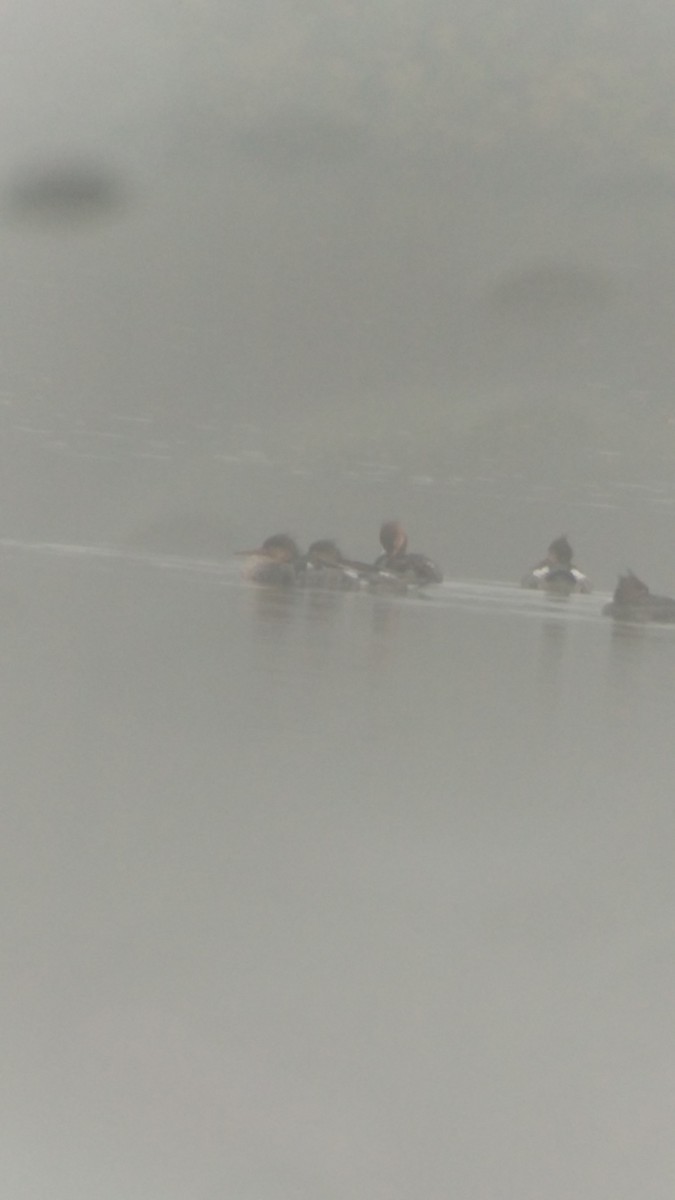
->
(3, 539), (674, 1199)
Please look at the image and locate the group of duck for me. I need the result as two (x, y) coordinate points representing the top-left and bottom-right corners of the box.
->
(521, 534), (675, 622)
(238, 521), (443, 594)
(239, 525), (675, 623)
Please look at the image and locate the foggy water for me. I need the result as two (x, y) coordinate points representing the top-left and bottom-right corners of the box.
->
(3, 525), (675, 1200)
(3, 1), (675, 1196)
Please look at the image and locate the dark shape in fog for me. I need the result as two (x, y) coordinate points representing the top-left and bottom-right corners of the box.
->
(603, 571), (675, 622)
(522, 535), (591, 595)
(486, 261), (612, 324)
(237, 534), (301, 587)
(5, 160), (128, 224)
(374, 521), (443, 586)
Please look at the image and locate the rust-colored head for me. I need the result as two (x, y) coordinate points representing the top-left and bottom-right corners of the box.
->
(379, 520), (408, 558)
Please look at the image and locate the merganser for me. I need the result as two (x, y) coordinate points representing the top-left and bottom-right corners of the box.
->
(299, 540), (363, 590)
(373, 521), (443, 586)
(521, 535), (591, 595)
(237, 534), (301, 586)
(603, 571), (675, 622)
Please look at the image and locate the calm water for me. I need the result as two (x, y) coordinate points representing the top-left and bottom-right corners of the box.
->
(3, 533), (674, 1200)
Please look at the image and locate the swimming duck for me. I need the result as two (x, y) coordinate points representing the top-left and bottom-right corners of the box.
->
(521, 535), (591, 595)
(374, 521), (443, 586)
(237, 533), (301, 586)
(303, 539), (410, 594)
(603, 571), (675, 622)
(299, 540), (363, 590)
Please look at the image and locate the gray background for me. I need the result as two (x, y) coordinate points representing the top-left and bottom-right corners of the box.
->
(2, 4), (675, 1198)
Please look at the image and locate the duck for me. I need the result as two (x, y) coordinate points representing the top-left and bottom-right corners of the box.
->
(237, 533), (301, 586)
(521, 535), (591, 595)
(373, 521), (443, 586)
(603, 571), (675, 622)
(299, 540), (363, 590)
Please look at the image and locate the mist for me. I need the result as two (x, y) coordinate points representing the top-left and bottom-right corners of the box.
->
(2, 4), (675, 1198)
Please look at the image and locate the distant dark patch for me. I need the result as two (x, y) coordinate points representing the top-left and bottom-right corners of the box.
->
(485, 261), (613, 324)
(5, 161), (128, 224)
(233, 109), (368, 170)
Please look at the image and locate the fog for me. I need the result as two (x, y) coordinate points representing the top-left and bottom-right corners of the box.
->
(2, 4), (675, 1197)
(4, 4), (675, 494)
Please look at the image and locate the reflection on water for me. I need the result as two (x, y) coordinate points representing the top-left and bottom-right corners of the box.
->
(4, 548), (675, 1200)
(534, 614), (570, 718)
